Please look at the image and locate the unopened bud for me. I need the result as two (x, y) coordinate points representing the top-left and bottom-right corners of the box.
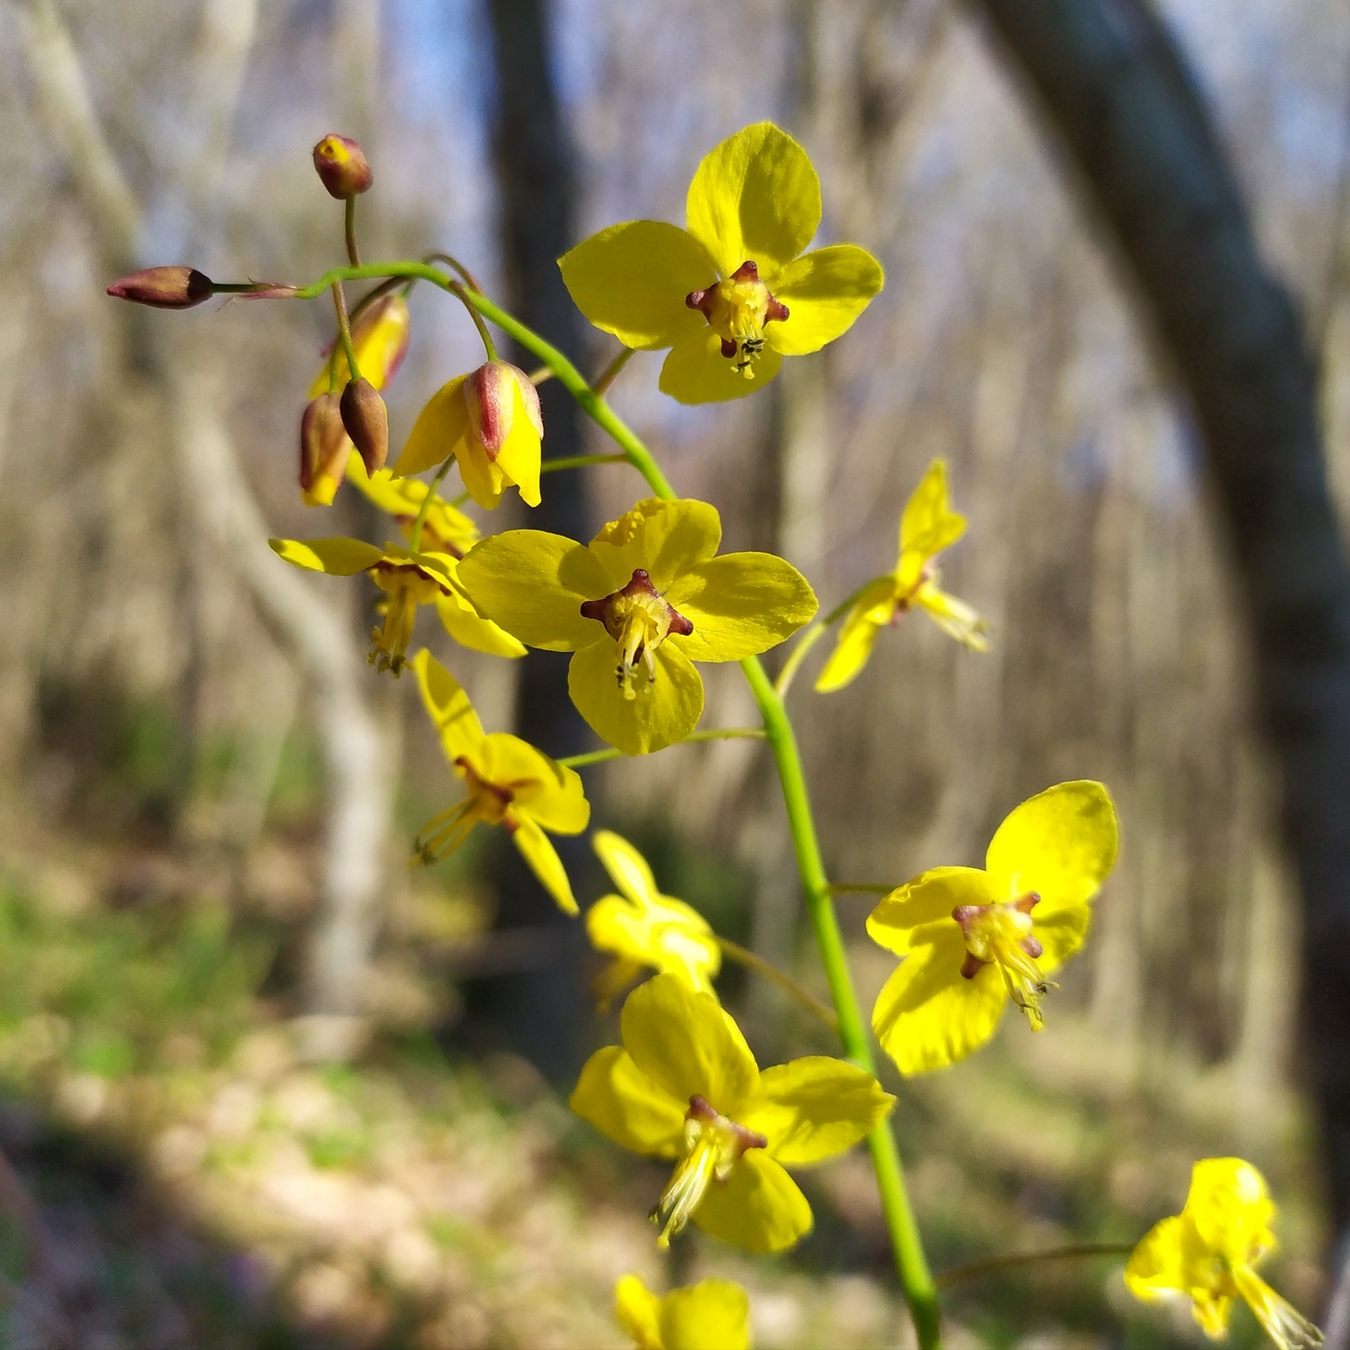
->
(466, 361), (543, 461)
(313, 134), (373, 198)
(340, 377), (389, 474)
(311, 294), (410, 397)
(106, 265), (213, 309)
(300, 392), (349, 506)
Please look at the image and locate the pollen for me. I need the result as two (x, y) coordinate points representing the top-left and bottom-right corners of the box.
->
(952, 893), (1053, 1031)
(686, 261), (789, 379)
(579, 569), (694, 700)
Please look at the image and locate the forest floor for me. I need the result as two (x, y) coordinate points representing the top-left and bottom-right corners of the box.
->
(0, 805), (1326, 1349)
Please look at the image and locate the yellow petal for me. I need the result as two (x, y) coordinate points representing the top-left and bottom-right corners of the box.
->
(594, 830), (660, 906)
(475, 733), (589, 835)
(1231, 1267), (1322, 1350)
(866, 868), (997, 957)
(311, 294), (411, 396)
(586, 894), (720, 995)
(589, 498), (722, 593)
(620, 973), (758, 1115)
(346, 452), (480, 555)
(512, 813), (578, 915)
(410, 649), (486, 761)
(984, 782), (1119, 925)
(570, 1046), (685, 1157)
(765, 245), (884, 356)
(659, 327), (783, 405)
(664, 553), (817, 662)
(913, 582), (989, 650)
(559, 221), (715, 350)
(741, 1057), (893, 1167)
(492, 377), (544, 508)
(435, 589), (528, 658)
(685, 123), (820, 278)
(452, 434), (506, 511)
(814, 579), (898, 693)
(457, 530), (613, 651)
(661, 1280), (752, 1350)
(1124, 1215), (1191, 1304)
(872, 926), (1007, 1074)
(395, 376), (470, 477)
(1184, 1158), (1276, 1262)
(568, 637), (704, 756)
(898, 460), (967, 567)
(269, 536), (385, 576)
(692, 1150), (812, 1254)
(614, 1274), (665, 1350)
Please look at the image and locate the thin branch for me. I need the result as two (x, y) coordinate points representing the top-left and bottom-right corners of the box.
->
(716, 937), (839, 1032)
(539, 453), (627, 473)
(936, 1243), (1134, 1289)
(557, 727), (765, 770)
(592, 346), (634, 396)
(830, 882), (896, 895)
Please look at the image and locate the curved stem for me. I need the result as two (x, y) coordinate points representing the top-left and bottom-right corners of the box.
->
(716, 937), (838, 1032)
(540, 453), (627, 473)
(936, 1243), (1134, 1289)
(424, 251), (484, 293)
(774, 621), (828, 698)
(344, 195), (361, 266)
(409, 457), (456, 554)
(593, 346), (635, 395)
(557, 727), (766, 770)
(330, 281), (360, 382)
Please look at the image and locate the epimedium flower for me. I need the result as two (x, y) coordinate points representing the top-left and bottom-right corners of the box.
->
(816, 459), (988, 693)
(571, 973), (893, 1253)
(412, 651), (589, 913)
(614, 1274), (752, 1350)
(456, 497), (817, 754)
(560, 122), (883, 404)
(268, 535), (524, 672)
(1125, 1159), (1322, 1350)
(868, 781), (1118, 1075)
(587, 830), (721, 1010)
(394, 359), (543, 511)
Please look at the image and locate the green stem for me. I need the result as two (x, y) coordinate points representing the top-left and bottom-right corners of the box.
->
(409, 457), (456, 554)
(345, 196), (361, 266)
(557, 727), (765, 769)
(540, 453), (627, 473)
(774, 621), (828, 698)
(330, 282), (360, 383)
(715, 937), (838, 1032)
(831, 882), (897, 895)
(936, 1243), (1134, 1290)
(593, 346), (635, 395)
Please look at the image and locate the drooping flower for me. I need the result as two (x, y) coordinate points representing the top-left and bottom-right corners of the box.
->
(412, 651), (588, 913)
(868, 781), (1118, 1074)
(456, 498), (816, 754)
(816, 459), (987, 693)
(394, 360), (543, 511)
(587, 831), (720, 1009)
(268, 535), (523, 672)
(571, 973), (892, 1253)
(560, 122), (884, 404)
(1125, 1159), (1322, 1350)
(614, 1274), (752, 1350)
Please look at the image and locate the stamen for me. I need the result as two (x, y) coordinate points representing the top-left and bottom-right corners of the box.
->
(580, 569), (693, 699)
(684, 259), (789, 378)
(952, 893), (1055, 1030)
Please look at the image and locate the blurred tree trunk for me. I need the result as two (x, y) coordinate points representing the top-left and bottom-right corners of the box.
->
(970, 0), (1350, 1240)
(482, 0), (594, 1078)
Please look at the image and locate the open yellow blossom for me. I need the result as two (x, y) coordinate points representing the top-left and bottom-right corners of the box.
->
(412, 651), (588, 913)
(571, 973), (892, 1253)
(868, 781), (1118, 1074)
(457, 498), (816, 754)
(394, 359), (543, 510)
(817, 459), (987, 693)
(560, 122), (883, 404)
(1126, 1159), (1322, 1350)
(615, 1274), (752, 1350)
(268, 535), (523, 672)
(587, 830), (721, 1009)
(303, 294), (411, 505)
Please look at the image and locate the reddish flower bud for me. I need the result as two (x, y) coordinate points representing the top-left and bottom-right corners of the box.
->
(313, 134), (373, 198)
(300, 392), (349, 506)
(106, 266), (213, 309)
(340, 377), (389, 474)
(465, 360), (543, 462)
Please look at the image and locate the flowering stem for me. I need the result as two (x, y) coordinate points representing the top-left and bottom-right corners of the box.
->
(540, 453), (628, 473)
(773, 621), (828, 697)
(557, 726), (766, 769)
(344, 196), (361, 267)
(330, 282), (360, 382)
(935, 1243), (1134, 1289)
(409, 457), (457, 554)
(715, 937), (839, 1032)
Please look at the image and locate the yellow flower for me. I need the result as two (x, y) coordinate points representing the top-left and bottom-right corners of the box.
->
(1125, 1159), (1322, 1350)
(560, 122), (883, 404)
(394, 360), (543, 510)
(411, 651), (589, 913)
(615, 1274), (752, 1350)
(816, 459), (987, 693)
(587, 831), (721, 1009)
(303, 294), (411, 506)
(571, 973), (893, 1253)
(456, 497), (817, 754)
(867, 781), (1118, 1074)
(268, 535), (522, 672)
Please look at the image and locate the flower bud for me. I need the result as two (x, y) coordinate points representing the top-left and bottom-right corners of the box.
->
(310, 294), (410, 398)
(299, 392), (349, 506)
(313, 134), (373, 198)
(340, 377), (389, 475)
(106, 266), (213, 309)
(466, 360), (543, 462)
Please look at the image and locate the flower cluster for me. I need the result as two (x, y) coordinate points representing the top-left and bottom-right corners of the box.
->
(107, 121), (1323, 1350)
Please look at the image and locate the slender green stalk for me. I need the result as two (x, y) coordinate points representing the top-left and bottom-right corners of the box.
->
(330, 282), (360, 382)
(409, 457), (456, 554)
(936, 1243), (1133, 1289)
(831, 882), (897, 896)
(774, 621), (828, 697)
(540, 453), (627, 473)
(344, 196), (361, 266)
(557, 726), (765, 770)
(716, 937), (839, 1032)
(593, 346), (635, 395)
